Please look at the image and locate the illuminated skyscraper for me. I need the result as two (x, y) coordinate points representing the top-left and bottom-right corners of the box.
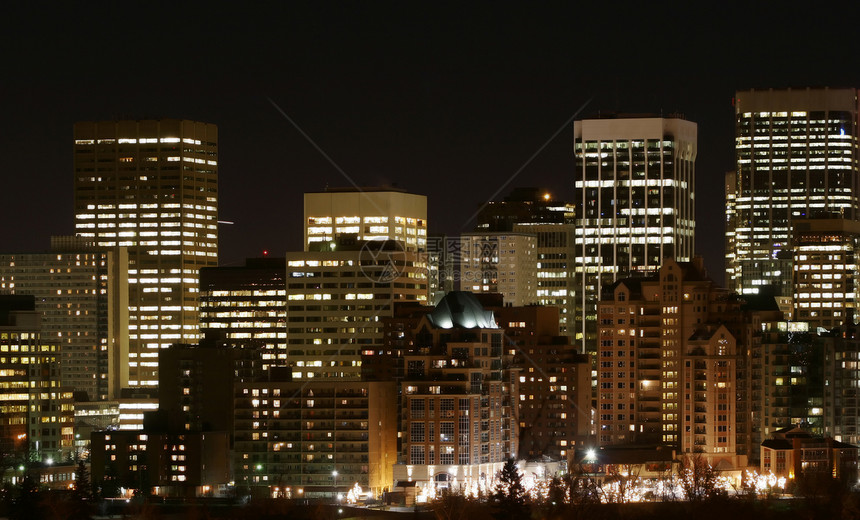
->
(573, 115), (697, 362)
(727, 88), (860, 299)
(73, 119), (218, 388)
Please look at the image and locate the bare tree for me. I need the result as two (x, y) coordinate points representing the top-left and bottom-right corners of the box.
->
(565, 465), (601, 507)
(656, 464), (679, 502)
(677, 454), (724, 501)
(597, 463), (640, 504)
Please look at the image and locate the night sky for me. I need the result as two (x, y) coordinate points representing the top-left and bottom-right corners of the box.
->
(2, 4), (858, 285)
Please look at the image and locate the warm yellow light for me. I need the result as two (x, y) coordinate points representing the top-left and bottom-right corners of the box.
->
(543, 193), (550, 200)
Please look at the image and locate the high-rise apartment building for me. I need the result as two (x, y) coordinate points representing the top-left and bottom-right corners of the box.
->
(824, 324), (860, 446)
(494, 305), (591, 460)
(756, 321), (824, 438)
(91, 428), (231, 497)
(158, 341), (264, 434)
(304, 187), (427, 252)
(596, 259), (749, 469)
(73, 119), (218, 388)
(574, 115), (697, 364)
(392, 292), (518, 492)
(459, 232), (537, 307)
(233, 379), (397, 498)
(727, 87), (860, 298)
(0, 239), (129, 400)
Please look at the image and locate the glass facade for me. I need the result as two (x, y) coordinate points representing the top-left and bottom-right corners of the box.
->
(727, 88), (860, 298)
(573, 116), (697, 371)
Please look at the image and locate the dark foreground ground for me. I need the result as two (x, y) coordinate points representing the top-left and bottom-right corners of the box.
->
(79, 494), (860, 520)
(2, 493), (859, 520)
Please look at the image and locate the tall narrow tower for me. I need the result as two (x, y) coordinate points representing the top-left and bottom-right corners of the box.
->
(73, 119), (218, 388)
(573, 114), (697, 363)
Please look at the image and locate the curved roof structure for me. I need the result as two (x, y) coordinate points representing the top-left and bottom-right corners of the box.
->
(427, 291), (498, 330)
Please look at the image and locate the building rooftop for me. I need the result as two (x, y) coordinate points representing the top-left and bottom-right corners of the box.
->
(311, 185), (408, 193)
(428, 291), (498, 330)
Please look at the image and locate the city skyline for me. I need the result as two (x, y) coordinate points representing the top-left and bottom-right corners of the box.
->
(3, 5), (860, 284)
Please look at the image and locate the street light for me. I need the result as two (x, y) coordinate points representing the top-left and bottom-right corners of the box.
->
(332, 470), (338, 500)
(585, 449), (596, 461)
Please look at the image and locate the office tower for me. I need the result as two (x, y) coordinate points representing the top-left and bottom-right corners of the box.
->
(493, 305), (591, 460)
(73, 119), (218, 388)
(286, 188), (429, 380)
(285, 243), (428, 380)
(304, 187), (427, 252)
(475, 188), (577, 336)
(0, 239), (129, 400)
(199, 257), (287, 367)
(727, 87), (860, 298)
(596, 259), (753, 469)
(0, 296), (74, 463)
(792, 219), (860, 329)
(392, 292), (518, 492)
(233, 379), (397, 498)
(574, 115), (697, 361)
(459, 232), (537, 307)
